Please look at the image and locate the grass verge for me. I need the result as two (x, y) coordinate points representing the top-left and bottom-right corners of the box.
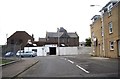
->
(0, 59), (14, 64)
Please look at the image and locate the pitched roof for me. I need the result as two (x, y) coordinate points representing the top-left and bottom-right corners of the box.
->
(46, 27), (79, 38)
(99, 1), (118, 12)
(59, 27), (67, 33)
(39, 38), (46, 42)
(8, 31), (33, 39)
(46, 32), (79, 38)
(91, 15), (100, 20)
(46, 32), (64, 38)
(68, 32), (79, 38)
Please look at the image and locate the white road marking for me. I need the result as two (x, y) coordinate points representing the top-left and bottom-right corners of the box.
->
(64, 58), (66, 60)
(61, 57), (89, 74)
(67, 59), (74, 64)
(76, 65), (90, 74)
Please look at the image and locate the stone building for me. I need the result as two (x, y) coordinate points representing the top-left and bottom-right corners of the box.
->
(90, 1), (120, 58)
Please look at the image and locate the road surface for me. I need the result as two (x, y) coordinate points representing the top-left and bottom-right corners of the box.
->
(18, 55), (119, 77)
(18, 56), (86, 77)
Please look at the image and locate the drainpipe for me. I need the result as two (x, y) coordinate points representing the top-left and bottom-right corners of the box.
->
(101, 11), (105, 57)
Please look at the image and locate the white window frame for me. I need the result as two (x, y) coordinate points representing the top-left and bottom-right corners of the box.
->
(108, 3), (113, 16)
(108, 5), (112, 16)
(108, 4), (113, 11)
(108, 11), (112, 16)
(109, 22), (113, 34)
(110, 41), (114, 50)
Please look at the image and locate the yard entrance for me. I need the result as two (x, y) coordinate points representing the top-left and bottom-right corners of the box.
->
(49, 47), (56, 55)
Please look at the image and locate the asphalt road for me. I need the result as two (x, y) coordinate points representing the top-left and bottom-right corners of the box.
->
(18, 56), (86, 77)
(64, 54), (119, 77)
(18, 55), (119, 77)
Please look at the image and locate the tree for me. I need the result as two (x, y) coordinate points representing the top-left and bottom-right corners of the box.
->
(85, 38), (92, 47)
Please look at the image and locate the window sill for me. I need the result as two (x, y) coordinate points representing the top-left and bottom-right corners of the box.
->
(110, 49), (114, 51)
(109, 32), (113, 35)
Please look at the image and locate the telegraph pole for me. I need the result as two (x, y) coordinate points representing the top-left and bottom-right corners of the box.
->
(57, 28), (60, 56)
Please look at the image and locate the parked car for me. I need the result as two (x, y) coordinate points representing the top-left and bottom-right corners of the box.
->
(16, 51), (37, 57)
(16, 50), (24, 57)
(5, 52), (14, 57)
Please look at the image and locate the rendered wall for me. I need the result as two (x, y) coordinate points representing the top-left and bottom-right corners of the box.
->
(56, 47), (79, 56)
(24, 46), (92, 56)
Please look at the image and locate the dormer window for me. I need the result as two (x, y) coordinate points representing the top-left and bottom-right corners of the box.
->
(104, 8), (108, 13)
(91, 15), (100, 23)
(108, 3), (113, 16)
(108, 4), (113, 12)
(99, 1), (117, 15)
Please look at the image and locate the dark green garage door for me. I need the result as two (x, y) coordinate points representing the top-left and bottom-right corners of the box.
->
(49, 47), (56, 55)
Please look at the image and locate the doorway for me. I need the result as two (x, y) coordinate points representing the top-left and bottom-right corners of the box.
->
(99, 44), (101, 56)
(49, 47), (56, 55)
(118, 40), (120, 56)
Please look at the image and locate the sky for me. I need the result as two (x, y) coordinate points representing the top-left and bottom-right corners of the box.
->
(0, 0), (110, 45)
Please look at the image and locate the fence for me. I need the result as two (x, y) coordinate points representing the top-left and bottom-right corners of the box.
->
(1, 44), (22, 61)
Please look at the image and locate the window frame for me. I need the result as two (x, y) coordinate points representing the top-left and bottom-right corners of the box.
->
(108, 5), (112, 16)
(108, 22), (113, 34)
(110, 41), (114, 50)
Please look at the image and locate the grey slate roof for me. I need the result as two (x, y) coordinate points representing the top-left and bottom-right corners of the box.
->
(46, 32), (64, 38)
(46, 27), (79, 38)
(68, 33), (79, 38)
(59, 27), (67, 33)
(99, 1), (118, 12)
(46, 32), (78, 38)
(39, 38), (46, 42)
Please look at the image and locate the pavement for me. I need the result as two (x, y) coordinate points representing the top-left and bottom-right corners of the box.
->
(2, 57), (39, 78)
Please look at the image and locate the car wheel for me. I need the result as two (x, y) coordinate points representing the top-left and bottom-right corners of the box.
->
(21, 56), (23, 58)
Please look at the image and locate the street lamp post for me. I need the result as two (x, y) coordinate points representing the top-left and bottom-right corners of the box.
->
(90, 5), (101, 7)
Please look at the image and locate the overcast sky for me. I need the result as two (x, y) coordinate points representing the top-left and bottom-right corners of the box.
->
(0, 0), (110, 45)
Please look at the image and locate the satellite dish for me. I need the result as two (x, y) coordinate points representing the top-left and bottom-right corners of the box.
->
(94, 38), (97, 42)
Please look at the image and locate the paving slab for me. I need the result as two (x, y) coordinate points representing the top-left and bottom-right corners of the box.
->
(2, 58), (39, 78)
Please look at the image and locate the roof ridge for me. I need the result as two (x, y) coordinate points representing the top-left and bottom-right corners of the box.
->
(8, 31), (33, 39)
